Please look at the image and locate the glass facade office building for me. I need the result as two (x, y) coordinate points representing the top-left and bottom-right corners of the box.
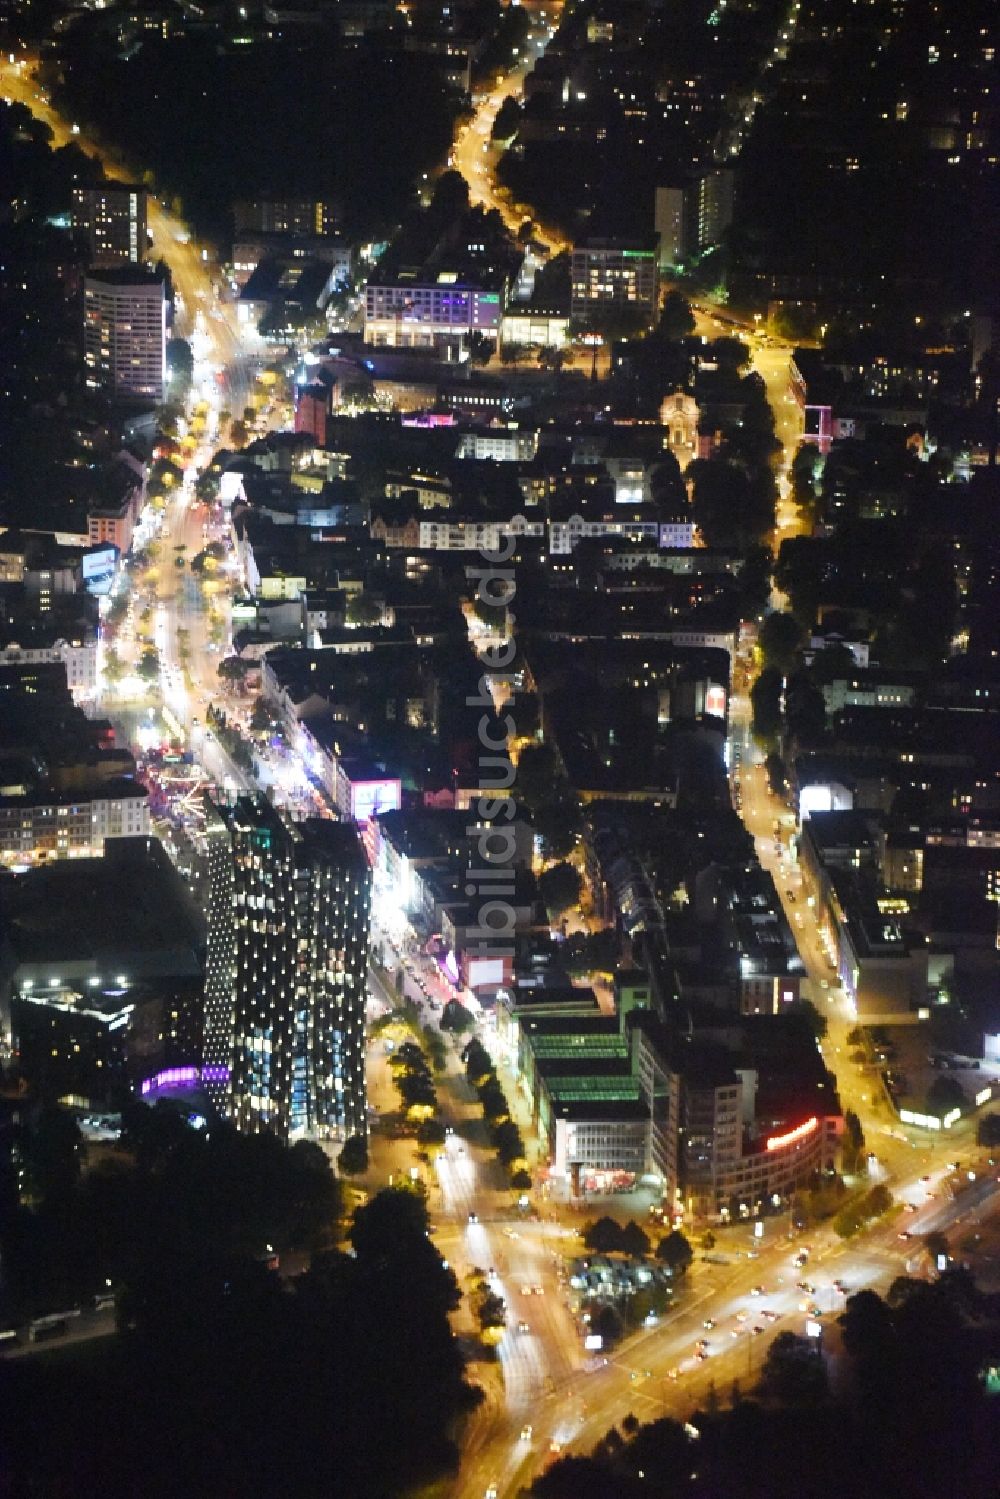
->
(204, 795), (370, 1143)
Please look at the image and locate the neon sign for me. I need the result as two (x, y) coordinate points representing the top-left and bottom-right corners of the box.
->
(765, 1116), (818, 1152)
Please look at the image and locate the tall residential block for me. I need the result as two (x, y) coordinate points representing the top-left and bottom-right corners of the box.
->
(233, 197), (339, 237)
(654, 186), (688, 270)
(203, 795), (371, 1143)
(71, 183), (147, 266)
(570, 237), (660, 326)
(696, 168), (735, 251)
(83, 269), (166, 402)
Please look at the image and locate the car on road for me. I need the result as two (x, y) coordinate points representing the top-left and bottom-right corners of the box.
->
(468, 1212), (478, 1224)
(762, 1310), (780, 1322)
(752, 1324), (764, 1336)
(750, 1285), (765, 1296)
(517, 1321), (530, 1335)
(703, 1318), (716, 1330)
(519, 1425), (533, 1442)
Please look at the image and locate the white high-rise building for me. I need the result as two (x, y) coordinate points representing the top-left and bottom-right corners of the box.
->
(83, 270), (167, 402)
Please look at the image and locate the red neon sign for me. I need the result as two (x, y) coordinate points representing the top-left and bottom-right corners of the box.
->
(765, 1116), (819, 1152)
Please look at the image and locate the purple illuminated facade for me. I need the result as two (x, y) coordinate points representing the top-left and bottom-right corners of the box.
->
(364, 279), (503, 350)
(140, 1064), (229, 1096)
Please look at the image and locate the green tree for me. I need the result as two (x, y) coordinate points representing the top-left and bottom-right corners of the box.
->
(492, 1119), (524, 1166)
(345, 593), (383, 628)
(760, 1330), (828, 1401)
(737, 544), (773, 620)
(861, 1183), (893, 1218)
(759, 611), (804, 674)
(765, 751), (787, 796)
(532, 794), (582, 860)
(103, 647), (124, 685)
(537, 344), (568, 376)
(499, 340), (530, 369)
(833, 1202), (864, 1238)
(656, 1230), (693, 1275)
(250, 698), (273, 732)
(583, 1216), (626, 1253)
(594, 1303), (624, 1347)
(440, 999), (475, 1033)
(791, 998), (828, 1042)
(709, 335), (752, 373)
(417, 1117), (446, 1146)
(22, 1106), (86, 1201)
(165, 336), (194, 394)
(474, 1285), (507, 1333)
(515, 744), (562, 814)
(465, 330), (493, 367)
(478, 1079), (508, 1122)
(750, 666), (783, 745)
(138, 647), (159, 681)
(338, 1134), (369, 1176)
(842, 1109), (865, 1173)
(658, 290), (695, 340)
(619, 1220), (651, 1258)
(491, 95), (521, 140)
(538, 860), (582, 917)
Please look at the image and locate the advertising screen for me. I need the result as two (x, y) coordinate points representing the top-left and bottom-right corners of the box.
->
(219, 471), (246, 505)
(349, 778), (402, 824)
(705, 683), (727, 719)
(82, 545), (118, 596)
(467, 957), (506, 990)
(800, 784), (834, 819)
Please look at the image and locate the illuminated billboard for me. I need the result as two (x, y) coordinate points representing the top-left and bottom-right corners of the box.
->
(82, 544), (118, 596)
(765, 1116), (818, 1152)
(705, 684), (727, 719)
(467, 956), (506, 990)
(349, 778), (402, 824)
(219, 471), (246, 505)
(800, 781), (853, 818)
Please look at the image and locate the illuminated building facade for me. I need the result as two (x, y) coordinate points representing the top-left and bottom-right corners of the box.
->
(203, 795), (371, 1143)
(364, 276), (503, 352)
(71, 184), (147, 266)
(570, 237), (659, 326)
(83, 269), (167, 402)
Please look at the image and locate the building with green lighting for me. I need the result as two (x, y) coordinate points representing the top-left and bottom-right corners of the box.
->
(570, 236), (660, 327)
